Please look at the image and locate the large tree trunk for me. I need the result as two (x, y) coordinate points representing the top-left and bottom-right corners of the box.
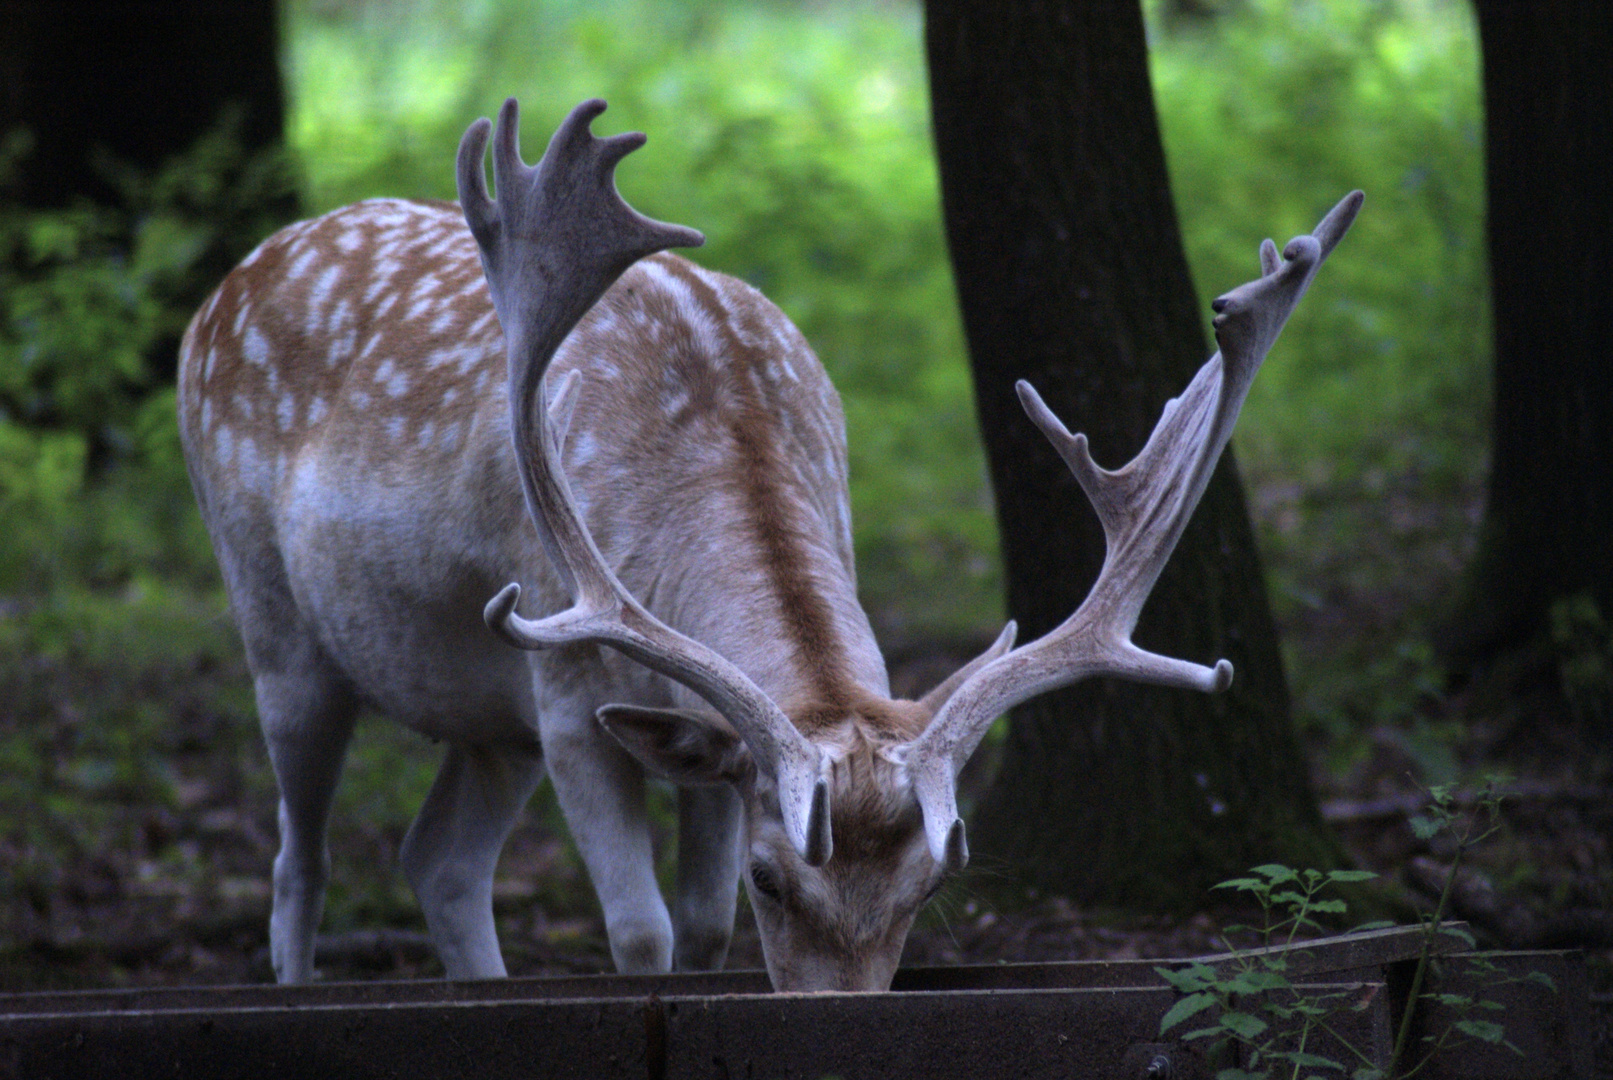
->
(926, 0), (1338, 910)
(1444, 3), (1613, 708)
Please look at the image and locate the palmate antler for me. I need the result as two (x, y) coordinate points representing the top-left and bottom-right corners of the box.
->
(460, 99), (836, 867)
(900, 191), (1365, 872)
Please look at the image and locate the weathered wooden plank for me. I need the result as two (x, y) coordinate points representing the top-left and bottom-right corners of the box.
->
(0, 981), (1397, 1080)
(0, 936), (1585, 1080)
(0, 922), (1468, 1018)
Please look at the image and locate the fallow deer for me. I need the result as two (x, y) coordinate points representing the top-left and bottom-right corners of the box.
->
(178, 97), (1361, 990)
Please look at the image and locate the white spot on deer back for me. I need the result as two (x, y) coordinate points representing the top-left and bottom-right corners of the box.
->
(235, 433), (262, 479)
(277, 393), (297, 432)
(406, 294), (435, 323)
(430, 307), (460, 335)
(308, 262), (342, 317)
(375, 358), (410, 397)
(286, 245), (319, 283)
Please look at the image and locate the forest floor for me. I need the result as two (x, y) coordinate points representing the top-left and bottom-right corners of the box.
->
(1, 468), (1609, 1070)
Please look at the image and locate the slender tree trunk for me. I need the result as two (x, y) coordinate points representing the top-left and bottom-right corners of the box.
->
(926, 0), (1337, 910)
(1445, 3), (1613, 710)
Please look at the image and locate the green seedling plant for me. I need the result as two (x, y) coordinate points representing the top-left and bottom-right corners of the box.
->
(1159, 778), (1552, 1080)
(1388, 777), (1554, 1079)
(1157, 865), (1383, 1080)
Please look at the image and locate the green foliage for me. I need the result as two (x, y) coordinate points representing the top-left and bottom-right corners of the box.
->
(1158, 865), (1387, 1079)
(1163, 782), (1548, 1079)
(0, 116), (291, 598)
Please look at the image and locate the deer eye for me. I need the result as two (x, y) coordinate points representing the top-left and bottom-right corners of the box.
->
(750, 862), (783, 902)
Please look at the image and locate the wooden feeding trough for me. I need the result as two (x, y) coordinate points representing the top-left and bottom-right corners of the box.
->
(0, 925), (1589, 1079)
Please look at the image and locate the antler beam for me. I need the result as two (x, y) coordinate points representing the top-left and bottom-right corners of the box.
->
(902, 191), (1365, 871)
(461, 99), (834, 866)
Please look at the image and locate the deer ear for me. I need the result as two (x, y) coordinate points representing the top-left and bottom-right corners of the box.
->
(596, 705), (754, 786)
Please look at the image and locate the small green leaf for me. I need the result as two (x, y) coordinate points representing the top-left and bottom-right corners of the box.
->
(1326, 869), (1379, 883)
(1409, 815), (1441, 840)
(1438, 924), (1477, 948)
(1159, 991), (1218, 1035)
(1309, 898), (1347, 914)
(1251, 864), (1299, 883)
(1214, 877), (1264, 892)
(1218, 1010), (1269, 1039)
(1350, 920), (1396, 932)
(1525, 970), (1558, 993)
(1156, 962), (1218, 992)
(1224, 969), (1290, 994)
(1184, 1024), (1229, 1042)
(1453, 1019), (1505, 1043)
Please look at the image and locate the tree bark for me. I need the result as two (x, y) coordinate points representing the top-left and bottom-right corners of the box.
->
(925, 0), (1338, 910)
(1445, 3), (1613, 695)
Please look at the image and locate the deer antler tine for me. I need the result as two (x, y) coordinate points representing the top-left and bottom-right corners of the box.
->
(1313, 189), (1365, 260)
(547, 369), (582, 448)
(1259, 238), (1281, 276)
(597, 129), (649, 173)
(456, 118), (496, 245)
(1015, 380), (1113, 515)
(492, 97), (528, 198)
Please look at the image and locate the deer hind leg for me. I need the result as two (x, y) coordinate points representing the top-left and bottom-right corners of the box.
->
(400, 741), (545, 980)
(672, 785), (742, 971)
(255, 660), (359, 984)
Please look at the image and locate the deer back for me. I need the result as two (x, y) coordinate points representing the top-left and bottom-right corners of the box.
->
(177, 197), (882, 727)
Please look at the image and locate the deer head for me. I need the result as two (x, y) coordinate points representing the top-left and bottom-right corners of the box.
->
(458, 97), (1362, 990)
